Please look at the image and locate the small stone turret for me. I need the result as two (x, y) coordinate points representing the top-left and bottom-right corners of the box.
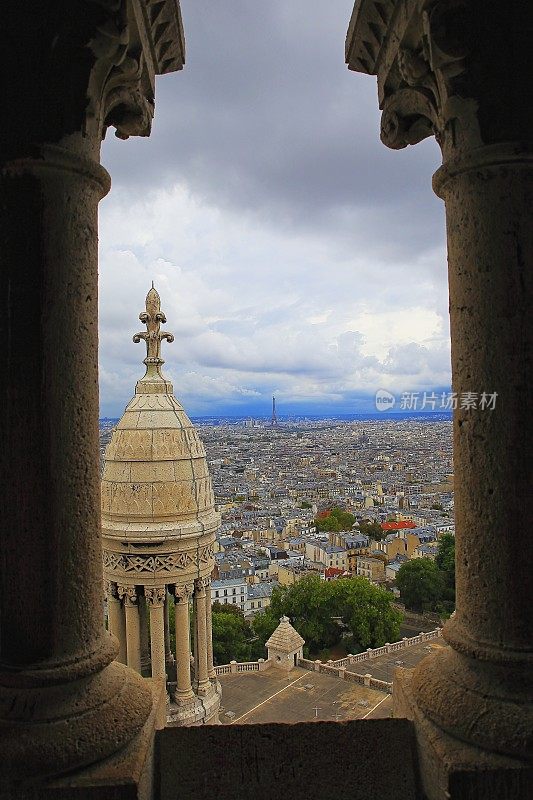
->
(266, 616), (305, 671)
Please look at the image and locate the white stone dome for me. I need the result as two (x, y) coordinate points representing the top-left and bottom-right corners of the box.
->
(101, 286), (219, 585)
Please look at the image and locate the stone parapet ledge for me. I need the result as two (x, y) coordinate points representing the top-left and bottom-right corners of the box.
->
(157, 718), (420, 800)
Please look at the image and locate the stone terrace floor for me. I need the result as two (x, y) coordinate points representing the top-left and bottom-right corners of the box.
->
(217, 640), (447, 725)
(218, 666), (388, 724)
(344, 639), (446, 684)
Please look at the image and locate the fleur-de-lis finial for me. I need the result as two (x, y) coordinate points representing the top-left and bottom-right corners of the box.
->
(133, 285), (174, 374)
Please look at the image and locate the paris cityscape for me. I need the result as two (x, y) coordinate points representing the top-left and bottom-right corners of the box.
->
(100, 403), (455, 724)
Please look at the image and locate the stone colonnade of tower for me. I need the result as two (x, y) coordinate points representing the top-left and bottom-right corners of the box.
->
(102, 287), (220, 725)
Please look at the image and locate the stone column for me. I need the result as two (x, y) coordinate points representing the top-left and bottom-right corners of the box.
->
(145, 587), (167, 682)
(346, 1), (532, 793)
(410, 145), (533, 760)
(164, 592), (174, 666)
(193, 578), (210, 694)
(121, 586), (142, 675)
(174, 584), (194, 699)
(0, 2), (185, 787)
(204, 578), (216, 679)
(106, 582), (127, 665)
(0, 11), (163, 781)
(138, 593), (152, 677)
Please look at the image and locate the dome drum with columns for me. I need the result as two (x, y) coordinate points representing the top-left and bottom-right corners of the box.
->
(102, 286), (221, 726)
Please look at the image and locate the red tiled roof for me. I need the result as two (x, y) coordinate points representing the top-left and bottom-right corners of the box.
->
(381, 521), (416, 530)
(325, 567), (345, 578)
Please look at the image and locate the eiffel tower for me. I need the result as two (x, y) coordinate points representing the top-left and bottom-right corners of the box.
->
(271, 395), (278, 426)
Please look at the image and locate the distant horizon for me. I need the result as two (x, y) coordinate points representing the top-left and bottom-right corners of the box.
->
(99, 385), (455, 420)
(100, 409), (453, 422)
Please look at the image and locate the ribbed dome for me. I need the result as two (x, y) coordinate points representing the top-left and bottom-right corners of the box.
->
(101, 286), (219, 549)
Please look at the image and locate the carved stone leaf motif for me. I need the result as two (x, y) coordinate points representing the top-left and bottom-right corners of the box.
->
(381, 86), (438, 149)
(117, 584), (137, 604)
(379, 0), (481, 157)
(174, 584), (193, 601)
(145, 586), (166, 605)
(194, 577), (210, 593)
(103, 55), (154, 140)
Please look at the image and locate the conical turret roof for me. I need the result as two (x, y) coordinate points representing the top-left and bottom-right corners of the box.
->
(265, 616), (305, 653)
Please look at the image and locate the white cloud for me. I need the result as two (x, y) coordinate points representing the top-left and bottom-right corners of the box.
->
(98, 1), (450, 416)
(99, 186), (450, 416)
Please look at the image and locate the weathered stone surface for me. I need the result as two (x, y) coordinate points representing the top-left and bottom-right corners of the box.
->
(346, 2), (532, 797)
(157, 719), (420, 800)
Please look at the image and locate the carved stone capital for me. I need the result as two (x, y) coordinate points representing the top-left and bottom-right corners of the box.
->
(346, 0), (531, 161)
(2, 1), (185, 156)
(117, 584), (138, 606)
(104, 579), (118, 600)
(174, 583), (193, 602)
(193, 577), (210, 594)
(144, 586), (166, 607)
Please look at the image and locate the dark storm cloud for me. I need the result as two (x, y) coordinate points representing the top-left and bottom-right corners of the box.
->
(102, 0), (443, 255)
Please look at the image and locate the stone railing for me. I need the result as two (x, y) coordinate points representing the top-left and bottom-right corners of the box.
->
(214, 658), (270, 675)
(331, 628), (442, 667)
(301, 661), (394, 694)
(296, 628), (442, 693)
(214, 629), (441, 680)
(343, 671), (392, 693)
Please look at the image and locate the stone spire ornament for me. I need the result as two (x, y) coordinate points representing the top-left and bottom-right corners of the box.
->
(133, 284), (175, 393)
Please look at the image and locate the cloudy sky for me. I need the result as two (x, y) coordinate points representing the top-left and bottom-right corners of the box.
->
(99, 0), (450, 418)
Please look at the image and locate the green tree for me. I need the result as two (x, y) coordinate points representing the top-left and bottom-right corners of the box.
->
(435, 533), (456, 607)
(329, 576), (403, 651)
(211, 603), (255, 664)
(251, 575), (402, 657)
(357, 520), (385, 541)
(315, 506), (355, 533)
(250, 610), (278, 659)
(396, 559), (444, 613)
(300, 500), (312, 509)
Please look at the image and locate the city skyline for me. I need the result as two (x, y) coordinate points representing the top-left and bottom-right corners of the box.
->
(99, 0), (449, 418)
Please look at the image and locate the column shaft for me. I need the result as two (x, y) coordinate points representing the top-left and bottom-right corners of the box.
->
(138, 594), (151, 676)
(411, 148), (533, 760)
(439, 154), (532, 652)
(107, 590), (127, 665)
(205, 580), (216, 679)
(0, 143), (152, 779)
(164, 593), (173, 665)
(194, 579), (210, 693)
(124, 591), (142, 675)
(146, 587), (166, 682)
(0, 147), (108, 665)
(174, 586), (194, 699)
